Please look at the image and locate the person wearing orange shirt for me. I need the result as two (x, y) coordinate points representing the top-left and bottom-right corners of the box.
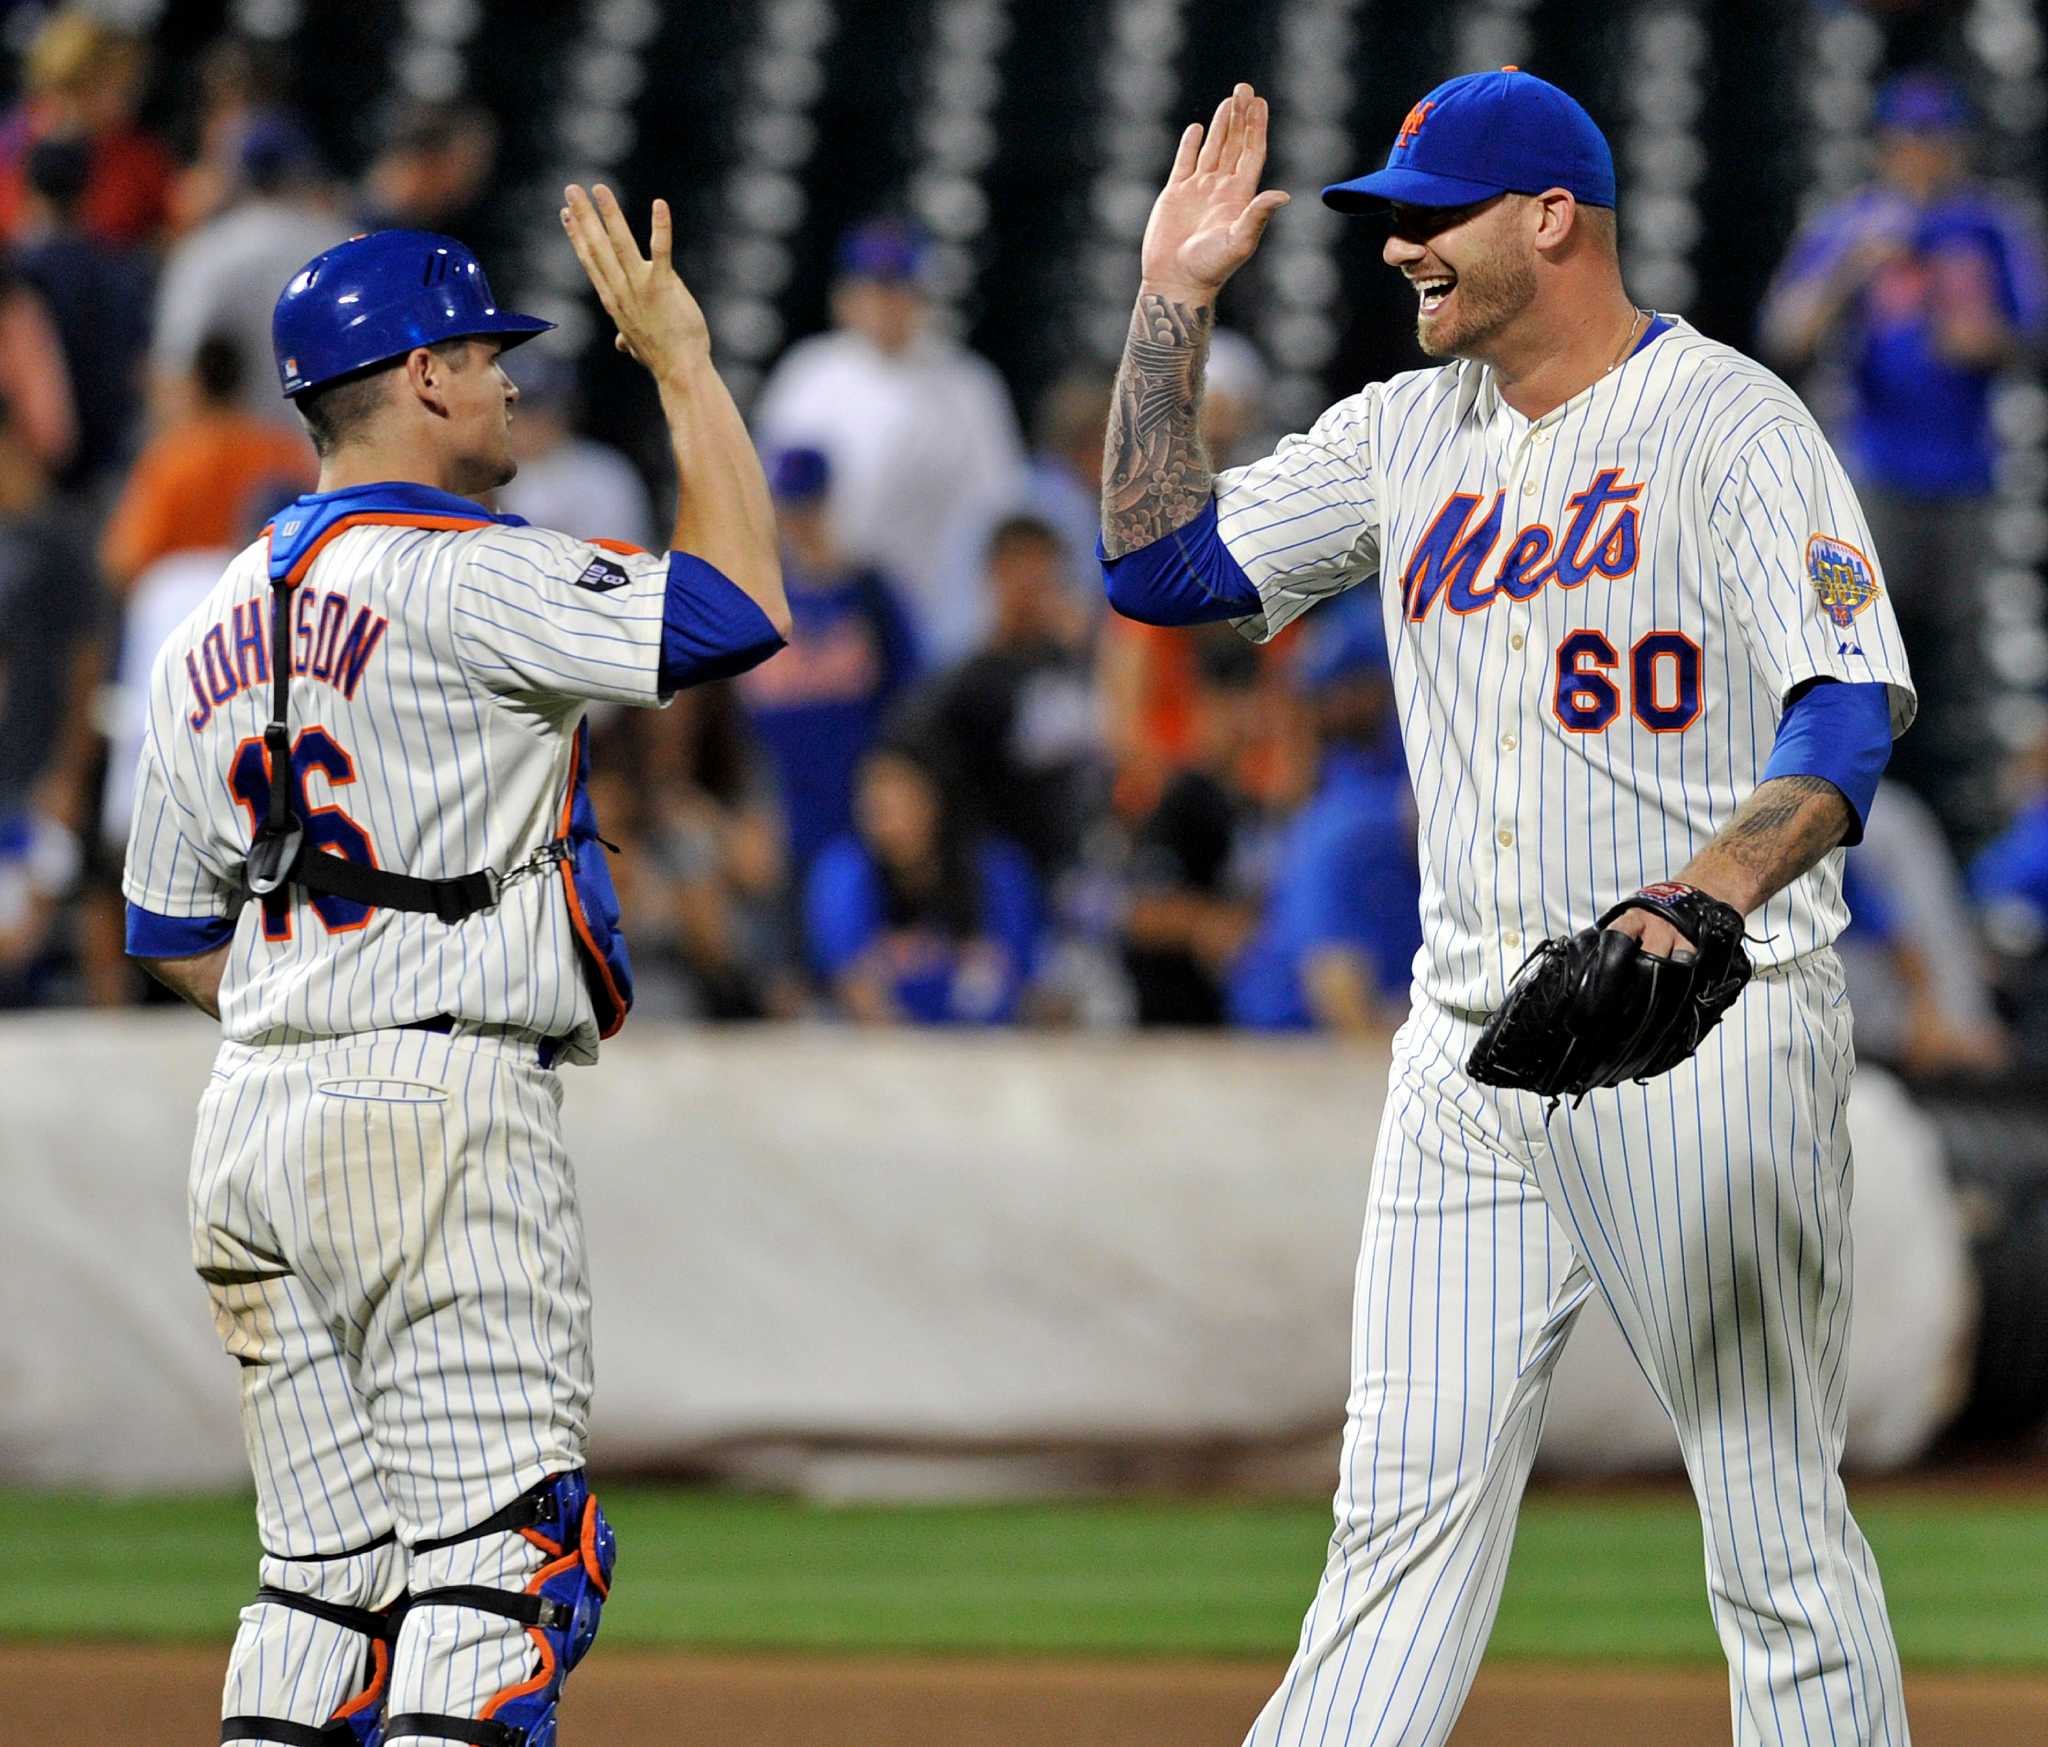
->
(98, 333), (314, 592)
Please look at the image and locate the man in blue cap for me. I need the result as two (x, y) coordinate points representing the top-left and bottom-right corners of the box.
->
(1764, 69), (2046, 851)
(1099, 75), (1913, 1745)
(754, 215), (1025, 664)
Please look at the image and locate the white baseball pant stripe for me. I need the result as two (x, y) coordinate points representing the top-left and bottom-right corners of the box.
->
(1245, 948), (1907, 1747)
(193, 1027), (592, 1737)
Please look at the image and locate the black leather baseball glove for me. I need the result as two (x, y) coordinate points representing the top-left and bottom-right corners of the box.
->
(1465, 882), (1753, 1102)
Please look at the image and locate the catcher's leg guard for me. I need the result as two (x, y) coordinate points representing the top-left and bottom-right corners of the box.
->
(220, 1536), (406, 1747)
(383, 1471), (615, 1747)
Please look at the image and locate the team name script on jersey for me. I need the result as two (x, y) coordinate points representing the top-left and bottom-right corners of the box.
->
(1401, 466), (1642, 622)
(183, 589), (389, 732)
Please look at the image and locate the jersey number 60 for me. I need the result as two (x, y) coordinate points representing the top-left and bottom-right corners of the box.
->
(228, 726), (379, 939)
(1553, 630), (1702, 734)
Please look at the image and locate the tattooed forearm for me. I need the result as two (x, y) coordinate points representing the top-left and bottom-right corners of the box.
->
(1101, 292), (1216, 556)
(1679, 776), (1855, 915)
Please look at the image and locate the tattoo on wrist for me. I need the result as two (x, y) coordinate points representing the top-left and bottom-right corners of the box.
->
(1705, 776), (1853, 907)
(1102, 293), (1215, 557)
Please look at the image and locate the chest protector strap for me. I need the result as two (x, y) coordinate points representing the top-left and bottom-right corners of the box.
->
(242, 569), (558, 926)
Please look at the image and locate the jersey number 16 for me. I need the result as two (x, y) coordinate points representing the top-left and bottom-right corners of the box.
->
(228, 726), (380, 938)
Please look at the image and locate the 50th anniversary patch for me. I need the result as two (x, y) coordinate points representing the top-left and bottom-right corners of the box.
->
(1805, 534), (1881, 655)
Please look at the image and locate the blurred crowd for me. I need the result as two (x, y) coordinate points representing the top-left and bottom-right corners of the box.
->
(0, 11), (2044, 1079)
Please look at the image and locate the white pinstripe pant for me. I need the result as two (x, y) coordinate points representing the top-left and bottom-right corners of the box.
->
(192, 1027), (593, 1738)
(1245, 950), (1909, 1747)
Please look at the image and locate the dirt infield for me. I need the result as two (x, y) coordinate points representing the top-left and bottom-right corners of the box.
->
(16, 1645), (2048, 1744)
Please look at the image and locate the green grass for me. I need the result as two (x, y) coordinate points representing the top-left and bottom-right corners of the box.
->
(24, 1486), (2048, 1668)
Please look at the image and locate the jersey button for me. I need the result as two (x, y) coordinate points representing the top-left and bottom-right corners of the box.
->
(1503, 930), (1521, 948)
(1509, 632), (1526, 650)
(1501, 734), (1518, 751)
(1497, 829), (1514, 848)
(1521, 480), (1538, 496)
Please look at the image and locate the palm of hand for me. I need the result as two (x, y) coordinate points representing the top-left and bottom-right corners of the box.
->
(1142, 84), (1288, 299)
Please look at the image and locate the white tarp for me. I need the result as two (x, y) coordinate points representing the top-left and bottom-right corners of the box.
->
(1, 1013), (1971, 1494)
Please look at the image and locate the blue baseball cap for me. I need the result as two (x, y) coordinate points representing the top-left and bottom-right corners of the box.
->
(1876, 70), (1967, 135)
(1323, 68), (1616, 213)
(768, 445), (831, 502)
(834, 217), (928, 284)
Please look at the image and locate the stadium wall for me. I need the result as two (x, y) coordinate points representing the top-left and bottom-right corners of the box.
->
(3, 1014), (1971, 1493)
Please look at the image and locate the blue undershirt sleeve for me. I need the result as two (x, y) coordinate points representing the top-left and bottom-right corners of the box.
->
(125, 903), (234, 959)
(1760, 678), (1893, 845)
(659, 551), (787, 693)
(1097, 497), (1263, 626)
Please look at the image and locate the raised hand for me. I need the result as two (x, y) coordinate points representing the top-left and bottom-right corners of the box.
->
(1141, 84), (1290, 305)
(561, 184), (710, 379)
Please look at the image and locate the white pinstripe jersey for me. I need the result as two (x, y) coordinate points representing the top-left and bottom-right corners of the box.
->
(123, 511), (673, 1065)
(1217, 317), (1917, 1013)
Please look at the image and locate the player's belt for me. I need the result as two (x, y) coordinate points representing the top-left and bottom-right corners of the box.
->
(400, 1014), (567, 1068)
(242, 554), (564, 924)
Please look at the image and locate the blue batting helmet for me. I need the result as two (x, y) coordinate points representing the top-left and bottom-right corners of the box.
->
(272, 229), (554, 399)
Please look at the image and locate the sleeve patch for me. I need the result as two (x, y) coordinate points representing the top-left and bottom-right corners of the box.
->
(1806, 534), (1882, 652)
(574, 555), (632, 593)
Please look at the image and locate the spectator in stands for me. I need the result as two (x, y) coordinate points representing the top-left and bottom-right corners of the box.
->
(0, 257), (76, 478)
(914, 513), (1106, 885)
(150, 113), (343, 430)
(496, 350), (657, 548)
(805, 737), (1043, 1025)
(589, 713), (805, 1024)
(165, 36), (301, 237)
(753, 216), (1025, 663)
(1121, 629), (1269, 1027)
(0, 11), (173, 248)
(359, 100), (501, 254)
(0, 389), (101, 1001)
(1972, 726), (2048, 1067)
(735, 446), (921, 879)
(1837, 779), (2011, 1076)
(13, 133), (152, 497)
(1761, 69), (2047, 848)
(940, 369), (1111, 627)
(100, 332), (314, 594)
(1228, 596), (1420, 1034)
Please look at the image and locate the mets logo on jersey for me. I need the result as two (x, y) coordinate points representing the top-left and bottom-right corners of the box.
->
(1400, 467), (1643, 622)
(1806, 534), (1880, 655)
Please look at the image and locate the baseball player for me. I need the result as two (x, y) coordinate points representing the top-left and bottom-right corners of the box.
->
(121, 189), (789, 1746)
(1101, 76), (1915, 1745)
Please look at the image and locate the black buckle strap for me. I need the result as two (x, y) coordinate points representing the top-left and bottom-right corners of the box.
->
(251, 1585), (393, 1641)
(245, 579), (305, 902)
(261, 1527), (397, 1561)
(412, 1478), (566, 1555)
(383, 1716), (519, 1747)
(291, 852), (500, 924)
(221, 1717), (359, 1747)
(406, 1583), (569, 1634)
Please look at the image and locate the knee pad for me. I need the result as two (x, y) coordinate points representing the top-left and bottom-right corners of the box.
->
(384, 1470), (616, 1747)
(220, 1535), (407, 1747)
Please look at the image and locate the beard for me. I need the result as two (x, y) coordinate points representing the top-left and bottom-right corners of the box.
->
(1415, 243), (1538, 359)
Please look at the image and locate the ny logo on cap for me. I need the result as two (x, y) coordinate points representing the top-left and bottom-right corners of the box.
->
(1396, 101), (1435, 148)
